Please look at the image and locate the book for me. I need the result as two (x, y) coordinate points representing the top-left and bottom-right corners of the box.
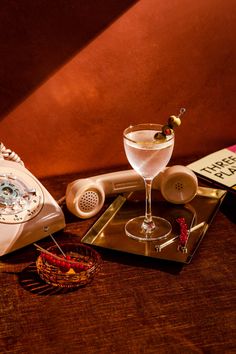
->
(187, 145), (236, 194)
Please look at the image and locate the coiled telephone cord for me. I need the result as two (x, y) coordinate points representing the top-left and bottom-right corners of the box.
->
(0, 142), (24, 165)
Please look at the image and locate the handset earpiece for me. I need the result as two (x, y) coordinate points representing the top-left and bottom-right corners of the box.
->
(66, 166), (198, 219)
(66, 170), (144, 219)
(156, 165), (198, 204)
(66, 178), (105, 219)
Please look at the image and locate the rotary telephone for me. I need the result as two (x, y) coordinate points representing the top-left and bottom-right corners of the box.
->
(0, 143), (65, 256)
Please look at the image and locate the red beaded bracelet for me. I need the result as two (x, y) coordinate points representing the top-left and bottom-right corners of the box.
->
(34, 243), (94, 273)
(176, 217), (189, 252)
(40, 251), (92, 272)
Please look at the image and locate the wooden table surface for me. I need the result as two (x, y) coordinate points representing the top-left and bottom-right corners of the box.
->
(0, 160), (236, 354)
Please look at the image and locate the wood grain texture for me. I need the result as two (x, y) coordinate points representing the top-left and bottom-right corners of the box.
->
(0, 162), (235, 354)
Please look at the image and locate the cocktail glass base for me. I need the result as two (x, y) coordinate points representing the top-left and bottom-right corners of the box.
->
(125, 216), (172, 241)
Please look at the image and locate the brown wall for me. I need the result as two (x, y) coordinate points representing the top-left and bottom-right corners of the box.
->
(0, 0), (235, 177)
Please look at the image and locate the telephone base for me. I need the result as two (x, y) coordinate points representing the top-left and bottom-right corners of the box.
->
(0, 159), (65, 256)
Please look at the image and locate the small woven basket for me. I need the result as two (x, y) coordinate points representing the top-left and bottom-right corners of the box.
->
(36, 243), (102, 288)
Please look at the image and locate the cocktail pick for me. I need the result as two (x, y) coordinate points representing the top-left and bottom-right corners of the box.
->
(50, 234), (66, 257)
(154, 107), (186, 140)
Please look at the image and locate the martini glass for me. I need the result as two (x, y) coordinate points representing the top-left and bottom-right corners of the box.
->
(123, 123), (174, 241)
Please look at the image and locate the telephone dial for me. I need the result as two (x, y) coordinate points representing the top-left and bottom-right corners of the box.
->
(0, 143), (65, 256)
(66, 165), (198, 219)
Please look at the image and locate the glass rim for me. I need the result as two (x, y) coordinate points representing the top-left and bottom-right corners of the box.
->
(123, 123), (174, 144)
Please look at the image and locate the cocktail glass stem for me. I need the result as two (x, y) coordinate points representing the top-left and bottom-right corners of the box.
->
(123, 122), (174, 241)
(142, 178), (155, 233)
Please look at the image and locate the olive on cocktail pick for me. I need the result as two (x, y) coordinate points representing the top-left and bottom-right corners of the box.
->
(162, 124), (174, 136)
(168, 115), (181, 128)
(154, 108), (186, 140)
(154, 131), (166, 140)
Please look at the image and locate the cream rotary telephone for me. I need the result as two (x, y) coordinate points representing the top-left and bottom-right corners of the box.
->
(0, 143), (65, 256)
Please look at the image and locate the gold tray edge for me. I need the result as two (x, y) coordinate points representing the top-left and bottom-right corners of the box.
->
(185, 188), (227, 263)
(81, 195), (126, 244)
(82, 188), (227, 264)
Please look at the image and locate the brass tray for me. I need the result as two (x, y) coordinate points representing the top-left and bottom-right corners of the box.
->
(81, 187), (226, 263)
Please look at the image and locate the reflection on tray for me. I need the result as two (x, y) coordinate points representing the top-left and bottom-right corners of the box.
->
(81, 187), (226, 264)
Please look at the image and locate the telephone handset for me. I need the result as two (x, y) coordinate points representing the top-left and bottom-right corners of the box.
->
(66, 165), (198, 219)
(0, 143), (65, 256)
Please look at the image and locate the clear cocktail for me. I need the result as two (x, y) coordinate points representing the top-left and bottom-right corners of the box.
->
(123, 123), (174, 241)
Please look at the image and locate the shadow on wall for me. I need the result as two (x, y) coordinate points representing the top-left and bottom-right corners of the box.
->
(0, 0), (137, 120)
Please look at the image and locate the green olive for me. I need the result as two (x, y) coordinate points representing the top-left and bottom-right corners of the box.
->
(168, 115), (181, 128)
(154, 132), (166, 141)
